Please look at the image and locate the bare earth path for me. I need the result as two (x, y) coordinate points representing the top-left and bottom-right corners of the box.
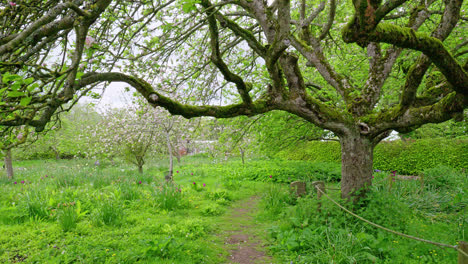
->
(219, 196), (274, 264)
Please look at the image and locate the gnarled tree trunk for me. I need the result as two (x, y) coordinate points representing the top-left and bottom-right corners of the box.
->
(4, 148), (14, 179)
(340, 134), (374, 203)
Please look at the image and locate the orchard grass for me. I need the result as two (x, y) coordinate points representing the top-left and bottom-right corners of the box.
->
(0, 156), (466, 263)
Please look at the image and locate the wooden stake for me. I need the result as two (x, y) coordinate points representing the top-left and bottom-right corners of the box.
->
(419, 173), (424, 192)
(459, 241), (468, 264)
(312, 181), (325, 212)
(388, 173), (393, 191)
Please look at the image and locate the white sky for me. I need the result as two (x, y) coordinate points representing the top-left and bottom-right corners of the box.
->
(81, 82), (135, 110)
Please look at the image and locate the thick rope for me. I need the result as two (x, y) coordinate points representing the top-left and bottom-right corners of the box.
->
(314, 186), (468, 258)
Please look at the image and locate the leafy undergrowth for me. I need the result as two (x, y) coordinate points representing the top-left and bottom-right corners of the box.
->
(259, 167), (467, 263)
(0, 158), (269, 263)
(178, 158), (342, 183)
(0, 157), (465, 263)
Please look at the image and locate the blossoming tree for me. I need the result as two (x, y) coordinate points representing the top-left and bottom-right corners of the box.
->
(0, 0), (467, 201)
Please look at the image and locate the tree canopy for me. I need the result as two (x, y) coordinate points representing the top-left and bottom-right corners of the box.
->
(1, 0), (467, 200)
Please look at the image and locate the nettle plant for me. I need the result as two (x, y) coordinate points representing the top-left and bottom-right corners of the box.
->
(0, 1), (467, 202)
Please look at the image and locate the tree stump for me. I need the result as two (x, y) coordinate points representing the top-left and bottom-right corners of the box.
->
(290, 181), (307, 197)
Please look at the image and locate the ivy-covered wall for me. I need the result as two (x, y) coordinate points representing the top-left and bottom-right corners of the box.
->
(276, 138), (468, 175)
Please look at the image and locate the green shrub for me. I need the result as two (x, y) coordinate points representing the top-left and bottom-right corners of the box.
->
(206, 189), (231, 201)
(276, 138), (468, 175)
(141, 237), (184, 260)
(260, 184), (292, 218)
(19, 190), (50, 221)
(201, 203), (225, 216)
(119, 183), (140, 201)
(277, 141), (341, 163)
(57, 204), (78, 231)
(422, 165), (463, 190)
(152, 182), (185, 211)
(374, 138), (468, 174)
(91, 200), (124, 226)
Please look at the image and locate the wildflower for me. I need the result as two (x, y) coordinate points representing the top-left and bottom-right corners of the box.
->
(21, 180), (25, 184)
(176, 170), (179, 173)
(193, 182), (196, 185)
(191, 173), (193, 176)
(9, 2), (16, 7)
(138, 181), (142, 184)
(269, 175), (272, 178)
(17, 133), (23, 140)
(374, 169), (381, 172)
(14, 181), (17, 184)
(203, 183), (206, 187)
(45, 175), (48, 177)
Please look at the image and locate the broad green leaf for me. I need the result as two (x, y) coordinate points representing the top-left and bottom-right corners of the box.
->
(20, 96), (32, 106)
(24, 77), (34, 85)
(7, 91), (24, 97)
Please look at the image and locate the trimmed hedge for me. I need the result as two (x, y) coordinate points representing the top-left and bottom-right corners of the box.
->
(276, 138), (468, 175)
(182, 159), (342, 183)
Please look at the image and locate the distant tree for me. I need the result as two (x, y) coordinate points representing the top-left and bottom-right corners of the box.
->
(13, 103), (100, 160)
(1, 126), (29, 179)
(90, 106), (162, 173)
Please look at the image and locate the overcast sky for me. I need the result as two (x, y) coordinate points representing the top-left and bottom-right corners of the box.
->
(81, 82), (135, 110)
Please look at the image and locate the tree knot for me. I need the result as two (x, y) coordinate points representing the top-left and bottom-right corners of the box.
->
(149, 93), (159, 102)
(358, 122), (370, 135)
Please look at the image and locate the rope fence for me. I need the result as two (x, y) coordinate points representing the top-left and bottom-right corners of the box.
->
(310, 183), (468, 262)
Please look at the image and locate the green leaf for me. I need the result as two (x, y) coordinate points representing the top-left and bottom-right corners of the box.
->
(24, 77), (34, 85)
(7, 91), (24, 97)
(2, 72), (21, 83)
(20, 96), (32, 106)
(27, 83), (39, 92)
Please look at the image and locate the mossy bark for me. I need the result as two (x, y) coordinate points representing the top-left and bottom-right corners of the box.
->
(340, 134), (374, 202)
(4, 148), (14, 179)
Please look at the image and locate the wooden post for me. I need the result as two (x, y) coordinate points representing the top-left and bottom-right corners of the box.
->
(459, 241), (468, 264)
(312, 181), (325, 212)
(388, 173), (393, 191)
(419, 173), (424, 192)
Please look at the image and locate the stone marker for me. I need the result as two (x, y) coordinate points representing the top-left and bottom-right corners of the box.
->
(290, 181), (307, 197)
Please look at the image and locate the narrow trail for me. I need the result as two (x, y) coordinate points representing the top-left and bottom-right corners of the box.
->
(219, 196), (273, 264)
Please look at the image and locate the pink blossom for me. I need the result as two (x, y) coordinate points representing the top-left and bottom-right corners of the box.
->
(203, 183), (206, 187)
(138, 180), (142, 184)
(269, 175), (272, 178)
(191, 173), (193, 176)
(21, 180), (25, 184)
(16, 133), (23, 140)
(85, 36), (95, 48)
(9, 2), (16, 7)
